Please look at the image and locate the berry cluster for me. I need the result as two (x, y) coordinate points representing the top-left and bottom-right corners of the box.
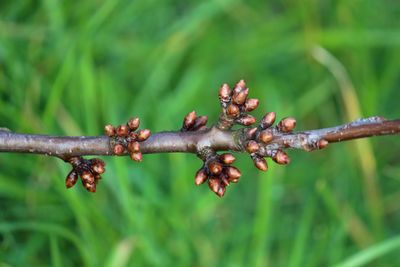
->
(194, 151), (241, 197)
(181, 111), (208, 131)
(65, 156), (105, 192)
(104, 118), (151, 162)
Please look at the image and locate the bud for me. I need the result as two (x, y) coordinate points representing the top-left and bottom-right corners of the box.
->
(253, 157), (268, 171)
(194, 168), (208, 185)
(127, 117), (140, 130)
(91, 159), (105, 174)
(244, 98), (259, 112)
(130, 152), (143, 162)
(192, 116), (208, 130)
(221, 175), (230, 186)
(113, 144), (125, 155)
(183, 111), (197, 130)
(227, 104), (240, 117)
(246, 127), (258, 139)
(246, 140), (259, 153)
(129, 132), (138, 139)
(232, 89), (248, 105)
(277, 117), (296, 132)
(65, 170), (78, 188)
(260, 112), (276, 129)
(208, 160), (222, 175)
(104, 124), (115, 137)
(216, 185), (226, 197)
(81, 170), (95, 184)
(318, 139), (329, 149)
(235, 79), (246, 90)
(220, 153), (235, 164)
(137, 129), (151, 141)
(127, 141), (140, 153)
(236, 114), (256, 126)
(116, 125), (129, 137)
(226, 166), (241, 181)
(273, 150), (290, 165)
(83, 181), (96, 192)
(219, 83), (231, 102)
(208, 177), (220, 195)
(259, 130), (273, 144)
(94, 174), (101, 183)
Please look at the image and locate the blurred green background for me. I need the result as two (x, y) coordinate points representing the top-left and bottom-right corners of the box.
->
(1, 0), (400, 266)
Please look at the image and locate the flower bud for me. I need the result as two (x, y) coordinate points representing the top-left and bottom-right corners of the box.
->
(192, 116), (208, 130)
(259, 130), (273, 144)
(128, 141), (140, 153)
(236, 114), (256, 126)
(235, 80), (246, 90)
(104, 124), (115, 137)
(208, 160), (223, 175)
(246, 127), (258, 139)
(318, 139), (329, 149)
(277, 117), (296, 132)
(91, 159), (105, 174)
(116, 125), (129, 137)
(183, 111), (197, 130)
(65, 171), (78, 188)
(244, 98), (259, 112)
(127, 117), (140, 130)
(83, 181), (96, 192)
(220, 153), (235, 164)
(208, 177), (220, 195)
(260, 112), (276, 129)
(137, 129), (151, 141)
(221, 175), (230, 186)
(194, 168), (208, 185)
(216, 185), (226, 197)
(227, 104), (240, 117)
(113, 144), (125, 155)
(130, 152), (143, 162)
(226, 166), (241, 180)
(273, 150), (290, 165)
(253, 157), (268, 171)
(219, 83), (231, 102)
(246, 140), (259, 153)
(81, 170), (95, 184)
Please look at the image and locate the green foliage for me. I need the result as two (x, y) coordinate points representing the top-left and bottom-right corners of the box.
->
(1, 0), (400, 266)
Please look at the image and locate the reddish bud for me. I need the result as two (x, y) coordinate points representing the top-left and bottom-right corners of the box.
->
(253, 157), (268, 171)
(137, 129), (151, 141)
(129, 132), (138, 139)
(246, 127), (258, 139)
(278, 117), (296, 132)
(318, 139), (329, 149)
(273, 150), (290, 165)
(183, 111), (197, 130)
(127, 118), (140, 130)
(127, 141), (140, 153)
(246, 140), (260, 153)
(232, 88), (248, 105)
(208, 160), (223, 175)
(220, 153), (236, 164)
(65, 171), (78, 189)
(83, 181), (96, 192)
(221, 175), (230, 186)
(113, 144), (125, 155)
(235, 80), (246, 90)
(116, 125), (129, 137)
(226, 166), (241, 181)
(259, 130), (273, 144)
(192, 116), (208, 130)
(260, 112), (276, 129)
(244, 98), (259, 112)
(227, 104), (240, 117)
(237, 114), (256, 126)
(130, 152), (143, 162)
(104, 125), (115, 137)
(219, 83), (231, 102)
(81, 171), (95, 184)
(208, 177), (220, 195)
(194, 168), (208, 185)
(216, 185), (226, 197)
(91, 159), (105, 174)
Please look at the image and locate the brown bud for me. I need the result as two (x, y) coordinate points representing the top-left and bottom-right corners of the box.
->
(127, 117), (140, 130)
(226, 166), (241, 181)
(246, 127), (258, 139)
(183, 111), (197, 130)
(194, 168), (208, 185)
(208, 160), (223, 175)
(94, 174), (101, 182)
(221, 175), (230, 186)
(65, 171), (78, 188)
(220, 153), (235, 164)
(113, 144), (125, 155)
(128, 141), (140, 153)
(236, 79), (246, 90)
(219, 83), (231, 102)
(129, 132), (138, 139)
(246, 140), (260, 153)
(192, 116), (208, 130)
(273, 150), (290, 165)
(208, 177), (220, 195)
(83, 181), (96, 192)
(259, 130), (273, 144)
(91, 159), (105, 174)
(226, 104), (240, 117)
(278, 117), (296, 132)
(116, 125), (129, 137)
(318, 139), (329, 149)
(236, 114), (256, 126)
(137, 129), (151, 141)
(253, 157), (268, 171)
(260, 112), (276, 129)
(244, 98), (259, 112)
(104, 124), (115, 137)
(216, 185), (226, 197)
(232, 88), (249, 105)
(81, 171), (95, 184)
(130, 152), (143, 162)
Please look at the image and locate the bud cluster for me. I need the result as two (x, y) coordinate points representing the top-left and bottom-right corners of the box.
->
(217, 80), (259, 129)
(104, 118), (151, 162)
(181, 111), (208, 131)
(195, 152), (241, 197)
(65, 156), (106, 192)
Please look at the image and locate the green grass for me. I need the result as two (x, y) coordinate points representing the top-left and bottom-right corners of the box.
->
(1, 0), (400, 266)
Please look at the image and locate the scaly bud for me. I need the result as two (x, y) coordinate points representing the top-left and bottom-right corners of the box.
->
(220, 153), (235, 164)
(127, 117), (140, 130)
(219, 83), (231, 102)
(244, 98), (259, 112)
(137, 129), (151, 141)
(192, 116), (208, 130)
(235, 80), (246, 90)
(183, 111), (197, 130)
(194, 168), (208, 185)
(226, 166), (241, 181)
(273, 150), (290, 165)
(260, 112), (276, 129)
(116, 125), (129, 137)
(113, 144), (125, 155)
(318, 139), (329, 149)
(208, 177), (220, 195)
(216, 184), (226, 197)
(127, 141), (140, 153)
(130, 152), (143, 162)
(65, 171), (78, 188)
(246, 127), (258, 139)
(277, 117), (296, 132)
(232, 88), (249, 105)
(91, 159), (105, 174)
(236, 114), (256, 126)
(253, 157), (268, 171)
(221, 175), (230, 186)
(227, 104), (240, 117)
(104, 124), (115, 137)
(81, 171), (95, 184)
(246, 140), (260, 153)
(259, 130), (273, 144)
(208, 160), (223, 175)
(83, 181), (96, 192)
